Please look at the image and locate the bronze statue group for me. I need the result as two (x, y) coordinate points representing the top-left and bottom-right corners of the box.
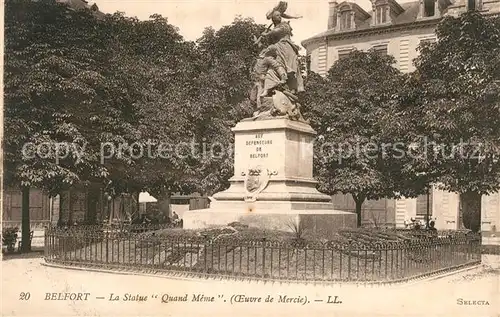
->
(248, 1), (306, 122)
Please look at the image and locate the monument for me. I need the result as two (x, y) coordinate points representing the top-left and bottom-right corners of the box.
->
(183, 1), (356, 236)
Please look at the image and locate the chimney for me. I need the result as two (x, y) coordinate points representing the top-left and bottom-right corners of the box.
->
(328, 1), (338, 30)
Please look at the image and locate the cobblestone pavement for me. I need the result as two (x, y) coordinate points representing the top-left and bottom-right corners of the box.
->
(1, 255), (499, 317)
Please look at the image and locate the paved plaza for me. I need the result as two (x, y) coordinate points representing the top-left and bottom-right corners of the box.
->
(1, 255), (499, 317)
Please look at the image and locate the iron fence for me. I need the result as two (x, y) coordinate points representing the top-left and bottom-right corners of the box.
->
(44, 226), (481, 283)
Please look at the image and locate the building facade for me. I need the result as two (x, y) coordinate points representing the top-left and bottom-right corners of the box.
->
(2, 188), (52, 228)
(303, 0), (500, 76)
(302, 0), (500, 236)
(2, 185), (207, 228)
(2, 185), (137, 228)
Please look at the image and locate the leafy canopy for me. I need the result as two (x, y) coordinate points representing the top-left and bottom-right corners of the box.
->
(4, 0), (142, 195)
(409, 11), (500, 195)
(304, 50), (426, 211)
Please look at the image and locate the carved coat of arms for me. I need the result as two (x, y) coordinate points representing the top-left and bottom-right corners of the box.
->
(242, 166), (277, 202)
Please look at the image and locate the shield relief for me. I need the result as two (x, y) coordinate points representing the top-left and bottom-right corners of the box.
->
(243, 166), (271, 202)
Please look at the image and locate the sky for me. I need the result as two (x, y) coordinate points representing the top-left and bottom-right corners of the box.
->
(93, 0), (414, 46)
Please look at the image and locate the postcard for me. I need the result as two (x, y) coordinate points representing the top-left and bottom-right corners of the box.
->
(2, 0), (499, 316)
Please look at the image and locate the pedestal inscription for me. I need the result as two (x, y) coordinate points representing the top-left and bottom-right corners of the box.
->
(246, 133), (272, 159)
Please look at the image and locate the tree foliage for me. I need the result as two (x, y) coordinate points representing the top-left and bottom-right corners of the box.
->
(4, 0), (142, 195)
(410, 11), (500, 196)
(304, 50), (426, 226)
(100, 13), (200, 199)
(4, 0), (145, 249)
(404, 12), (500, 231)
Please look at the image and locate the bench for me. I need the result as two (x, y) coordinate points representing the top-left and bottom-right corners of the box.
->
(18, 231), (34, 251)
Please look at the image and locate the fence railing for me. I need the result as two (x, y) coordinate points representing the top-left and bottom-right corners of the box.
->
(44, 226), (481, 283)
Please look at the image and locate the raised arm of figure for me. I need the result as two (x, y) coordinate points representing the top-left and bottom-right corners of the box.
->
(280, 13), (302, 19)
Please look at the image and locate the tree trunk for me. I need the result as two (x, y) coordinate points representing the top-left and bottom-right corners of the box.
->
(99, 189), (105, 223)
(425, 187), (431, 228)
(352, 194), (366, 228)
(21, 186), (31, 253)
(108, 197), (114, 225)
(134, 192), (140, 221)
(86, 187), (99, 225)
(157, 191), (171, 223)
(460, 191), (481, 232)
(55, 195), (64, 227)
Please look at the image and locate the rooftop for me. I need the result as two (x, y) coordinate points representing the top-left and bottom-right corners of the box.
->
(302, 0), (441, 46)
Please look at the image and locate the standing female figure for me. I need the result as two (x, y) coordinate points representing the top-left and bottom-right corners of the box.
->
(261, 1), (304, 94)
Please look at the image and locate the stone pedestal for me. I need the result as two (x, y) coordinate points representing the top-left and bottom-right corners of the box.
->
(183, 118), (356, 237)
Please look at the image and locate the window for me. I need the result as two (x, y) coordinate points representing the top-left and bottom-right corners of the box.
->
(424, 0), (435, 17)
(416, 193), (433, 217)
(338, 5), (353, 30)
(339, 10), (352, 30)
(375, 5), (388, 24)
(372, 44), (388, 55)
(468, 0), (476, 11)
(338, 48), (353, 60)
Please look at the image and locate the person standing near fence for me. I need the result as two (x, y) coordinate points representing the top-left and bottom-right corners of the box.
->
(172, 211), (180, 226)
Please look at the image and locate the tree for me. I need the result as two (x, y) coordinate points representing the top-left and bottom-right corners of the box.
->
(409, 12), (500, 231)
(107, 14), (217, 219)
(95, 13), (197, 219)
(304, 50), (427, 227)
(132, 17), (266, 216)
(4, 0), (144, 243)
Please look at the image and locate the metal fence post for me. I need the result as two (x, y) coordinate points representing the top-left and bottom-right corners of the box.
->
(44, 229), (48, 258)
